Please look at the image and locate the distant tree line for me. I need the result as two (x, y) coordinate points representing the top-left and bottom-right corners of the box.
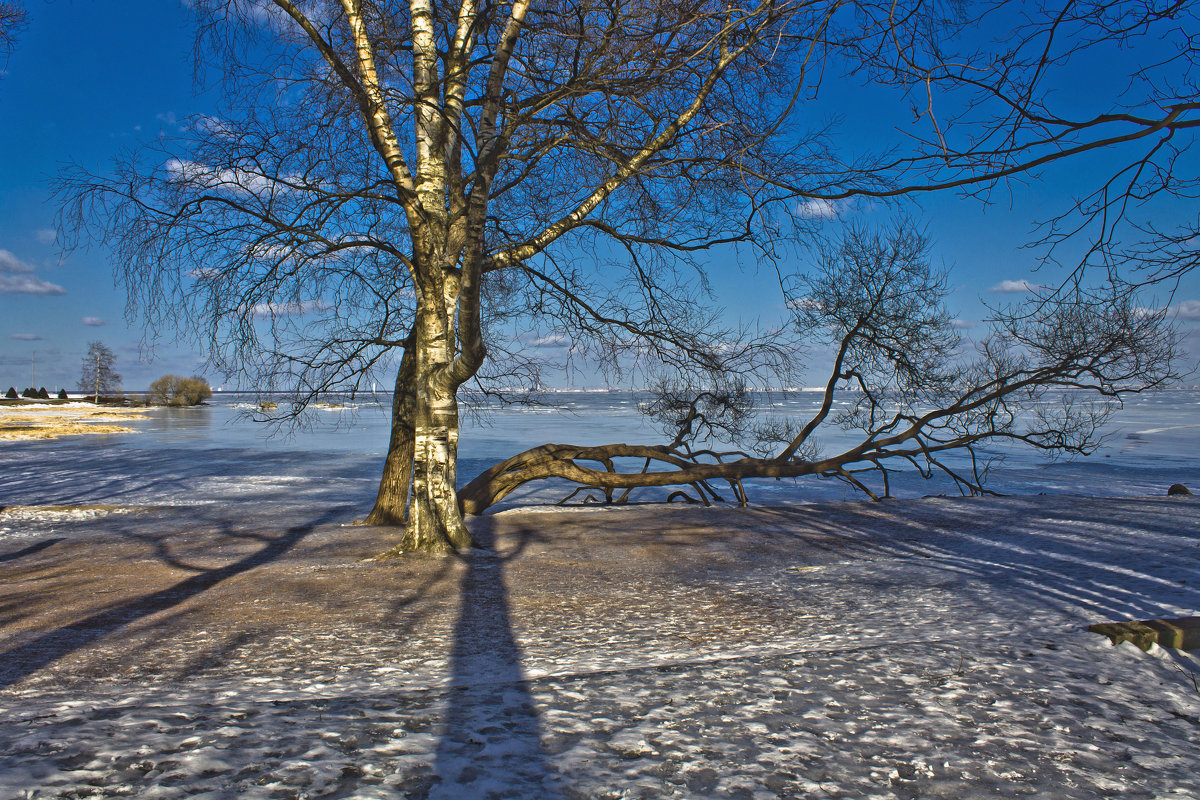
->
(3, 387), (68, 400)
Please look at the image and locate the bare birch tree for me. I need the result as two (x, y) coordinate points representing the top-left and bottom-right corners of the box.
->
(59, 0), (1192, 552)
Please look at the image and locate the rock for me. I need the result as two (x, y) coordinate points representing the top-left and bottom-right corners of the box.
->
(1088, 617), (1200, 651)
(1167, 483), (1192, 496)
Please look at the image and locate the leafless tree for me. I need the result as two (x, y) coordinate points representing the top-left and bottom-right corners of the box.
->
(59, 0), (840, 552)
(0, 1), (25, 65)
(459, 224), (1180, 514)
(78, 341), (122, 402)
(57, 0), (1192, 552)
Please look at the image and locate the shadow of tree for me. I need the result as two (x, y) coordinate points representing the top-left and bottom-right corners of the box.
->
(0, 510), (341, 689)
(0, 537), (64, 563)
(428, 517), (563, 798)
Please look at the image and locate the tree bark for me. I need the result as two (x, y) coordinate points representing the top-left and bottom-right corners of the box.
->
(364, 339), (417, 526)
(398, 385), (473, 552)
(375, 293), (475, 555)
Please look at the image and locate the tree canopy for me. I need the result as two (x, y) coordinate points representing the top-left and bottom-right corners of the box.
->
(148, 374), (214, 406)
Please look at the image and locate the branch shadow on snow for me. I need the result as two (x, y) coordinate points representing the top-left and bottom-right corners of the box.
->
(428, 517), (563, 799)
(747, 497), (1200, 625)
(0, 536), (64, 563)
(0, 510), (339, 690)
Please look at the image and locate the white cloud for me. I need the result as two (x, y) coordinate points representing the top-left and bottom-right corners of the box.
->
(33, 229), (56, 245)
(194, 115), (235, 137)
(793, 199), (842, 220)
(988, 279), (1044, 293)
(187, 267), (223, 280)
(156, 111), (179, 126)
(82, 317), (107, 327)
(9, 333), (41, 341)
(1169, 299), (1200, 321)
(166, 158), (297, 197)
(250, 300), (330, 317)
(950, 318), (975, 330)
(785, 296), (824, 311)
(526, 334), (568, 347)
(0, 250), (66, 295)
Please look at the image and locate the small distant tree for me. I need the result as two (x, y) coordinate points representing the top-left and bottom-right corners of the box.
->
(78, 341), (121, 401)
(149, 374), (212, 406)
(4, 387), (16, 399)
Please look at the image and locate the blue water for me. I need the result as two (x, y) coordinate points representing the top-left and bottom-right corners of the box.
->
(2, 389), (1198, 512)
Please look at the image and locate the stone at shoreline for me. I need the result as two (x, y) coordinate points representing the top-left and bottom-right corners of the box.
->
(1168, 483), (1192, 496)
(1088, 617), (1200, 651)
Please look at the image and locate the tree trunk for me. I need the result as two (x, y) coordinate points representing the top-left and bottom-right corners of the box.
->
(364, 342), (417, 526)
(398, 386), (473, 553)
(374, 302), (474, 556)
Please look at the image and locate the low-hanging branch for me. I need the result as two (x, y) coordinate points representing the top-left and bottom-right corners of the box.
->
(460, 225), (1179, 514)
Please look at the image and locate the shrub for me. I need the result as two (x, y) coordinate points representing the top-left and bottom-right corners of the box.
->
(4, 387), (16, 399)
(149, 374), (213, 406)
(37, 387), (49, 399)
(57, 389), (68, 399)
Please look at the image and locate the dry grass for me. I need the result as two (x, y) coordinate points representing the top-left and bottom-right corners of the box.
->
(0, 405), (149, 441)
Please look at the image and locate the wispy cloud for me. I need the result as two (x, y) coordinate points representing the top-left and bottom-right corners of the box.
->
(988, 279), (1044, 293)
(82, 316), (107, 327)
(1168, 299), (1200, 321)
(9, 333), (41, 341)
(250, 299), (329, 317)
(166, 158), (298, 197)
(194, 115), (234, 137)
(0, 250), (66, 295)
(33, 229), (56, 245)
(793, 199), (842, 220)
(526, 334), (568, 347)
(950, 318), (975, 330)
(785, 296), (824, 311)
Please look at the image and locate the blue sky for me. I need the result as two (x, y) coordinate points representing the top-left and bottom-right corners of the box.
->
(1, 1), (1197, 391)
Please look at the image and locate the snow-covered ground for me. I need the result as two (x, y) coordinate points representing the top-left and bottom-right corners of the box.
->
(0, 493), (1197, 799)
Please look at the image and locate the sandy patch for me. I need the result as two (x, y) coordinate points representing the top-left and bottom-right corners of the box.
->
(0, 405), (149, 441)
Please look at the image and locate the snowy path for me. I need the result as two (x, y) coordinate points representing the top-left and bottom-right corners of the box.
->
(0, 496), (1198, 798)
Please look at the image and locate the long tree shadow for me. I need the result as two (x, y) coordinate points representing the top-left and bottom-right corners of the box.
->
(0, 510), (342, 689)
(429, 517), (563, 799)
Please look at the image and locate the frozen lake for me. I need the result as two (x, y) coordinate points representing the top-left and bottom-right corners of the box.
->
(1, 389), (1199, 517)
